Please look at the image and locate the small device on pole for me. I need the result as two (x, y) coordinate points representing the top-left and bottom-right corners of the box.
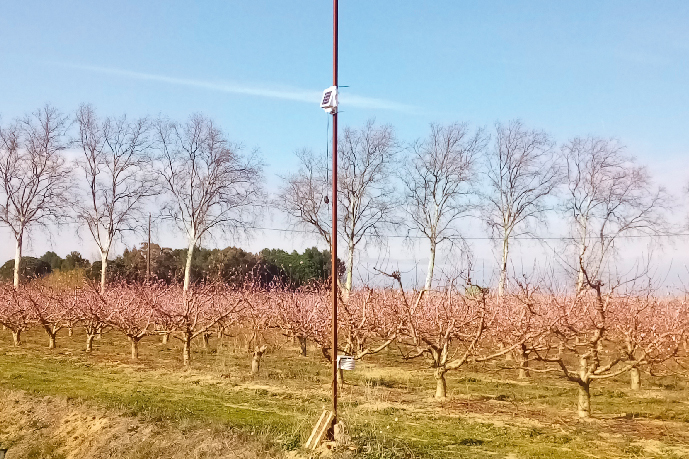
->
(337, 355), (355, 370)
(320, 86), (338, 114)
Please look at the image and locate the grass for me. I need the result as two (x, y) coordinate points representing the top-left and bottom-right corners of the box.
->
(1, 328), (688, 458)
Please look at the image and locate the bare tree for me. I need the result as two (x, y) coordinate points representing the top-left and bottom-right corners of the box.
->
(280, 148), (331, 246)
(74, 104), (157, 293)
(0, 105), (72, 287)
(482, 120), (560, 296)
(153, 114), (263, 291)
(560, 137), (668, 292)
(528, 268), (680, 418)
(280, 120), (398, 293)
(401, 123), (487, 291)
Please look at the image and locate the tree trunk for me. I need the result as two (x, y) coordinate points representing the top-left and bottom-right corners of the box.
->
(517, 345), (530, 379)
(86, 334), (96, 352)
(345, 242), (355, 293)
(251, 355), (260, 374)
(161, 332), (169, 344)
(14, 232), (23, 288)
(12, 330), (21, 346)
(577, 383), (591, 418)
(130, 337), (140, 360)
(434, 367), (447, 398)
(183, 242), (195, 292)
(298, 336), (307, 356)
(202, 332), (210, 349)
(182, 333), (192, 366)
(100, 252), (109, 294)
(424, 240), (436, 291)
(251, 345), (268, 374)
(498, 236), (509, 297)
(576, 222), (587, 293)
(630, 367), (641, 391)
(576, 267), (585, 293)
(245, 331), (256, 353)
(48, 331), (57, 349)
(68, 327), (73, 337)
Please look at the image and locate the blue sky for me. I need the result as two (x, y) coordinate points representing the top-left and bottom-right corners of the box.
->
(1, 1), (689, 286)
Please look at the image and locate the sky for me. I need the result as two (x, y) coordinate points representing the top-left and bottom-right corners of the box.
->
(1, 1), (689, 288)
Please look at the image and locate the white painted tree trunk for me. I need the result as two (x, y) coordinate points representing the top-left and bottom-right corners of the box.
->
(424, 240), (436, 291)
(630, 367), (641, 391)
(577, 268), (585, 293)
(434, 367), (447, 398)
(576, 219), (588, 293)
(576, 238), (586, 293)
(517, 345), (530, 379)
(344, 242), (354, 293)
(183, 241), (195, 292)
(182, 333), (192, 366)
(48, 331), (57, 349)
(578, 383), (591, 418)
(498, 236), (509, 297)
(13, 233), (23, 288)
(251, 345), (268, 374)
(86, 334), (96, 352)
(100, 252), (109, 294)
(130, 337), (140, 360)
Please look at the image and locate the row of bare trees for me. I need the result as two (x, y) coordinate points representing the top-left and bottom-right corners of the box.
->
(1, 104), (671, 297)
(280, 119), (670, 295)
(0, 104), (264, 292)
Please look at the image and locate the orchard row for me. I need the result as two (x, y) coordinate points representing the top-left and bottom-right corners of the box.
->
(1, 280), (687, 418)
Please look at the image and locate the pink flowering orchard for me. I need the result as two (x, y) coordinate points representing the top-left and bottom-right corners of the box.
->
(0, 278), (688, 418)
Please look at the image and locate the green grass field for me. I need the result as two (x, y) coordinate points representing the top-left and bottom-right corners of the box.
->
(1, 328), (688, 458)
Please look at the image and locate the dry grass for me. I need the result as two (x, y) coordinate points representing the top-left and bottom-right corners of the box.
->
(0, 389), (279, 459)
(1, 328), (689, 458)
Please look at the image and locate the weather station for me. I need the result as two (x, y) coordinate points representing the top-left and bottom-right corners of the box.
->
(304, 0), (347, 451)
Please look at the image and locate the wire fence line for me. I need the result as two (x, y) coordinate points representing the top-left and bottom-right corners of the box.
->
(247, 225), (689, 241)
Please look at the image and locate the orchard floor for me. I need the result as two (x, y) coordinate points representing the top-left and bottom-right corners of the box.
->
(1, 329), (688, 459)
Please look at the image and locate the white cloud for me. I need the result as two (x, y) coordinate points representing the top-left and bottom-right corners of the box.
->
(56, 63), (418, 113)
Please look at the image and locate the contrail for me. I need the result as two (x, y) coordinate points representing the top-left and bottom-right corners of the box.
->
(57, 63), (418, 113)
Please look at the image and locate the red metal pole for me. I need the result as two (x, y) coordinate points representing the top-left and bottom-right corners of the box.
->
(331, 0), (339, 422)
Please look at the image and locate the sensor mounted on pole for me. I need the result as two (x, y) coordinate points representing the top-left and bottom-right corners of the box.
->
(320, 86), (338, 114)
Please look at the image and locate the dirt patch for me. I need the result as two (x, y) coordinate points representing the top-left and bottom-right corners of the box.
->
(0, 389), (280, 459)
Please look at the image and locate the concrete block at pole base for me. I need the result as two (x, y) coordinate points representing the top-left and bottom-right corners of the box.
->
(333, 420), (350, 444)
(305, 410), (335, 450)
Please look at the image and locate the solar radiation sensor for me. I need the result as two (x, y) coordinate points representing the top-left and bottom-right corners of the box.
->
(320, 86), (338, 114)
